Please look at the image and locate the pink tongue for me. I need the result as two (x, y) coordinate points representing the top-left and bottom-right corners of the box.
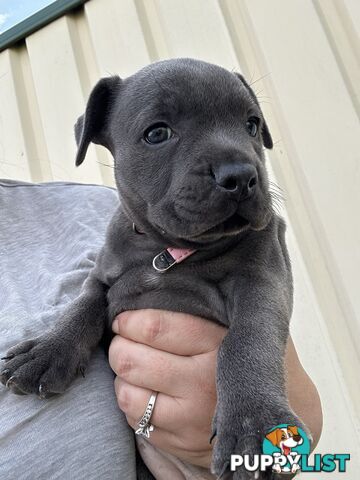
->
(283, 446), (291, 456)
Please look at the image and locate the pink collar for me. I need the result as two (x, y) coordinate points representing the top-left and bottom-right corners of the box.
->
(132, 223), (196, 272)
(153, 247), (196, 272)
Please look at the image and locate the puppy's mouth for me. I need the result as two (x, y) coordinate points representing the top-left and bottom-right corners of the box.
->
(152, 210), (250, 244)
(190, 212), (250, 240)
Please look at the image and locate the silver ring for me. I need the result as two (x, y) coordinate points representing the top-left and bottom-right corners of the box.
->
(135, 392), (157, 439)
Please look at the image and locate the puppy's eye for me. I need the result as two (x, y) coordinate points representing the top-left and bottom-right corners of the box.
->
(144, 123), (172, 144)
(246, 117), (259, 137)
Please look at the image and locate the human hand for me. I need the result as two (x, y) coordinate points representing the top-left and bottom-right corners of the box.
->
(109, 309), (227, 468)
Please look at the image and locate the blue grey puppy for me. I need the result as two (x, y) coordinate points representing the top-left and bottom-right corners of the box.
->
(1, 59), (307, 479)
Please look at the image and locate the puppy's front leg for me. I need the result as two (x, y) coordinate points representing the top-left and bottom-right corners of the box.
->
(0, 275), (108, 397)
(212, 284), (307, 479)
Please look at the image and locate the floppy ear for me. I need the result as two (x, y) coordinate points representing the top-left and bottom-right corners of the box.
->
(265, 428), (282, 446)
(74, 76), (121, 166)
(234, 73), (273, 149)
(288, 425), (299, 436)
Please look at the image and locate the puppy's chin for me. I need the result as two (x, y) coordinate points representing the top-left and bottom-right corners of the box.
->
(154, 209), (272, 246)
(189, 212), (251, 241)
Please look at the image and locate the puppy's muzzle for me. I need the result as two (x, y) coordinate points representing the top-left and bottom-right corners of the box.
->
(211, 163), (258, 201)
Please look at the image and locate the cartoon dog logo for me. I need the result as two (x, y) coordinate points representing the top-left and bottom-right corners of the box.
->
(265, 425), (304, 473)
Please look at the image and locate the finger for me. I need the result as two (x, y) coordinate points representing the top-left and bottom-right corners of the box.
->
(112, 309), (226, 355)
(115, 377), (215, 468)
(125, 412), (212, 459)
(114, 377), (183, 430)
(126, 417), (213, 468)
(114, 377), (213, 432)
(109, 335), (193, 396)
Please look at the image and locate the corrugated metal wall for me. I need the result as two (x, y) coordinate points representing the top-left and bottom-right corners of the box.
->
(0, 0), (359, 475)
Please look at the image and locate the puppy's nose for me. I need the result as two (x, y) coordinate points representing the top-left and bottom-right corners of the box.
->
(212, 163), (258, 199)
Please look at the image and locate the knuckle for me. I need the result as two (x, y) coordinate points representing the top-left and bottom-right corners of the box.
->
(115, 354), (133, 378)
(117, 311), (131, 333)
(116, 382), (131, 412)
(108, 338), (133, 378)
(143, 313), (163, 344)
(108, 338), (120, 371)
(109, 343), (132, 378)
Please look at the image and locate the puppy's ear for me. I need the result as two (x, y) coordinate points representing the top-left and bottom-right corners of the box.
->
(288, 425), (299, 436)
(265, 428), (281, 446)
(74, 76), (121, 166)
(235, 73), (273, 150)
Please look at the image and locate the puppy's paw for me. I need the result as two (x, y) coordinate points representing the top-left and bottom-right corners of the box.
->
(211, 401), (306, 480)
(212, 429), (265, 480)
(0, 335), (89, 397)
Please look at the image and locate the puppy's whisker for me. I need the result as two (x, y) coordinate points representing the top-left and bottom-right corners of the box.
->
(270, 195), (282, 207)
(269, 193), (285, 206)
(271, 203), (283, 216)
(270, 192), (283, 201)
(269, 192), (285, 204)
(249, 72), (271, 86)
(270, 190), (284, 198)
(271, 200), (284, 211)
(269, 202), (281, 216)
(269, 190), (285, 211)
(249, 69), (256, 85)
(254, 88), (264, 97)
(270, 197), (283, 206)
(269, 186), (284, 197)
(273, 203), (282, 214)
(269, 180), (284, 193)
(96, 161), (114, 169)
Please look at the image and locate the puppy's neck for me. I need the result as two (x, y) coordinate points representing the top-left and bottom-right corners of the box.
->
(119, 207), (256, 268)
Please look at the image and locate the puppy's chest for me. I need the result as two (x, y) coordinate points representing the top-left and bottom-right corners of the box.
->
(106, 260), (231, 326)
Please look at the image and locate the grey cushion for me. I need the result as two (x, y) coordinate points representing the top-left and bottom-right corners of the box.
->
(0, 180), (136, 480)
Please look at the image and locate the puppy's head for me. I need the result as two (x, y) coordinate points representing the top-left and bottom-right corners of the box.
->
(266, 426), (303, 449)
(75, 58), (274, 247)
